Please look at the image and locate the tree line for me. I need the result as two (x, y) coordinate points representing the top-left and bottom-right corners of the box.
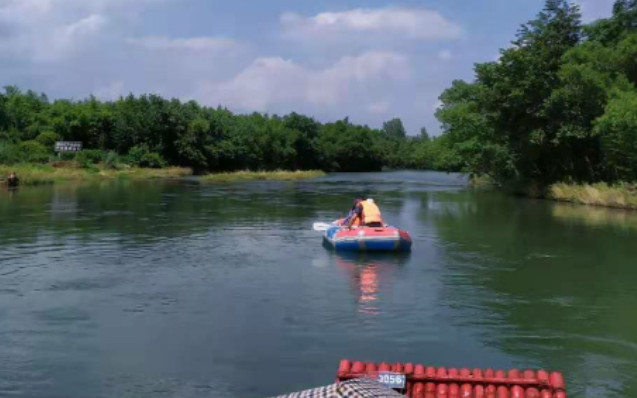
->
(434, 0), (637, 191)
(0, 87), (459, 173)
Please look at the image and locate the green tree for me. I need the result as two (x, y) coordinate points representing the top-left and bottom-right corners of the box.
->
(595, 90), (637, 180)
(382, 118), (407, 140)
(175, 117), (210, 172)
(420, 127), (430, 141)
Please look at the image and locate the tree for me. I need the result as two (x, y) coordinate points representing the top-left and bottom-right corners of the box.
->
(175, 117), (210, 172)
(594, 90), (637, 181)
(434, 0), (585, 187)
(420, 127), (430, 141)
(382, 118), (407, 140)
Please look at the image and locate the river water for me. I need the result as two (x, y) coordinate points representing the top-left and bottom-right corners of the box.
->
(0, 171), (636, 398)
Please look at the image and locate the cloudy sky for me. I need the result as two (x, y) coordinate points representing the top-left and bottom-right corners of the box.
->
(0, 0), (616, 135)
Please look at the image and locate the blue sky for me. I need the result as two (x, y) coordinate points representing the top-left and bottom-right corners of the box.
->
(0, 0), (616, 135)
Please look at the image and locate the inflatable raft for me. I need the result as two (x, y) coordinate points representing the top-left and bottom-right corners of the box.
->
(266, 360), (567, 397)
(335, 360), (567, 398)
(323, 222), (412, 252)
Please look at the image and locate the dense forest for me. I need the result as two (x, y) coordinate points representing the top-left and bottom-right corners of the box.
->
(0, 86), (457, 173)
(435, 0), (637, 191)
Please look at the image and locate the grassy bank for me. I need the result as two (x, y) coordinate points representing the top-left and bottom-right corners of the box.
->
(470, 174), (495, 188)
(0, 164), (192, 186)
(201, 170), (325, 183)
(548, 182), (637, 210)
(1, 165), (326, 186)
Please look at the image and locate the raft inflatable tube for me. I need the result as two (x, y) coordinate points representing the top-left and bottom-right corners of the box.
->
(324, 222), (412, 252)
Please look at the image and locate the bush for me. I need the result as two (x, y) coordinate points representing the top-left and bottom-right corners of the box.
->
(19, 140), (50, 163)
(35, 131), (61, 149)
(0, 141), (21, 164)
(75, 149), (105, 168)
(127, 146), (166, 168)
(104, 151), (120, 170)
(126, 146), (145, 166)
(139, 152), (166, 168)
(59, 152), (77, 161)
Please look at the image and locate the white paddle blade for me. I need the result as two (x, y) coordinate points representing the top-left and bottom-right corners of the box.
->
(312, 222), (332, 231)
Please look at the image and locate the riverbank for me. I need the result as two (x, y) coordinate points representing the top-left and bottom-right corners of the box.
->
(470, 175), (637, 210)
(548, 182), (637, 210)
(1, 165), (326, 186)
(0, 164), (192, 186)
(201, 170), (325, 182)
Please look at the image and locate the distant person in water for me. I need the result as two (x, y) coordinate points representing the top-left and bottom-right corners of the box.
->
(7, 171), (19, 187)
(347, 197), (384, 228)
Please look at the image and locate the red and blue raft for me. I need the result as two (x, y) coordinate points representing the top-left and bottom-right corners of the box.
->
(323, 221), (412, 252)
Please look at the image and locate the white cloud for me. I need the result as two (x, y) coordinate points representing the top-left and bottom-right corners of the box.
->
(126, 36), (237, 52)
(193, 52), (410, 111)
(0, 11), (108, 61)
(65, 14), (107, 36)
(0, 0), (54, 17)
(281, 7), (462, 42)
(34, 13), (108, 60)
(365, 101), (391, 114)
(438, 50), (452, 61)
(433, 100), (443, 111)
(0, 0), (164, 62)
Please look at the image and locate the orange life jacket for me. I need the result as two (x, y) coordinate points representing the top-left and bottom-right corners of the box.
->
(361, 200), (382, 224)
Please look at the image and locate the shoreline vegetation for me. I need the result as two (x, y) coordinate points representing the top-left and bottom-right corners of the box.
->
(5, 163), (637, 211)
(0, 164), (191, 186)
(0, 164), (325, 186)
(434, 1), (637, 210)
(548, 182), (637, 210)
(201, 170), (325, 182)
(472, 175), (637, 210)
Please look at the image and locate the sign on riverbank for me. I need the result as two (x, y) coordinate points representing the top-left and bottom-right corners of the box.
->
(54, 141), (82, 152)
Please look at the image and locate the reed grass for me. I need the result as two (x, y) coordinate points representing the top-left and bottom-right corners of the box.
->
(0, 164), (192, 186)
(548, 182), (637, 210)
(201, 170), (325, 182)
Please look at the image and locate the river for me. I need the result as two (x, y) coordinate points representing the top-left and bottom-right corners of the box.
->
(0, 171), (635, 398)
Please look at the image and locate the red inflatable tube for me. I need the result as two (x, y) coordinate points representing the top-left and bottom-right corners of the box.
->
(336, 360), (566, 398)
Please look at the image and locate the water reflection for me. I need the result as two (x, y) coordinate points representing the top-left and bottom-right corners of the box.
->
(552, 202), (637, 231)
(430, 191), (637, 398)
(330, 251), (410, 316)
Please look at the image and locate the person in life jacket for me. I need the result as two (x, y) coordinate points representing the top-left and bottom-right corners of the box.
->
(347, 198), (384, 228)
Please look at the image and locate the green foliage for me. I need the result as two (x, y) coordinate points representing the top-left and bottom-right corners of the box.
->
(35, 131), (61, 148)
(0, 87), (432, 172)
(75, 149), (105, 168)
(595, 90), (637, 180)
(420, 127), (430, 141)
(382, 118), (407, 140)
(19, 140), (49, 163)
(127, 146), (166, 168)
(104, 151), (120, 170)
(317, 119), (384, 172)
(434, 0), (637, 186)
(0, 141), (21, 164)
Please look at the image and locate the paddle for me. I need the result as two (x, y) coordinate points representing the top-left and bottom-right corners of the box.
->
(312, 222), (334, 231)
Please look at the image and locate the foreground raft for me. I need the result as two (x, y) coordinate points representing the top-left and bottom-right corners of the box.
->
(324, 225), (412, 252)
(336, 360), (567, 398)
(268, 378), (402, 398)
